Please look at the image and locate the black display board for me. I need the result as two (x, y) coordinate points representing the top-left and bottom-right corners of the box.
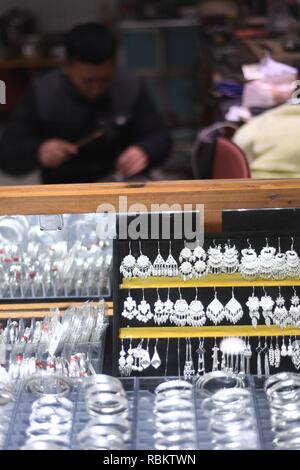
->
(112, 212), (300, 377)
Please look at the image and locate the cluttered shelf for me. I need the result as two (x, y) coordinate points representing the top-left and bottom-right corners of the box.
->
(0, 301), (113, 319)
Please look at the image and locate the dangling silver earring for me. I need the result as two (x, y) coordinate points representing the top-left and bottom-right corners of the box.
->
(140, 338), (151, 370)
(207, 240), (223, 275)
(290, 286), (300, 328)
(260, 286), (274, 327)
(211, 337), (220, 371)
(273, 286), (288, 329)
(152, 241), (165, 277)
(286, 237), (300, 278)
(187, 287), (206, 327)
(174, 288), (189, 327)
(133, 241), (152, 278)
(196, 338), (206, 376)
(206, 287), (225, 325)
(224, 287), (243, 324)
(120, 241), (136, 278)
(154, 288), (165, 325)
(151, 338), (161, 369)
(240, 239), (260, 279)
(118, 339), (127, 376)
(246, 287), (260, 328)
(183, 338), (195, 380)
(137, 289), (153, 323)
(179, 242), (193, 281)
(122, 289), (138, 320)
(273, 237), (287, 280)
(165, 240), (178, 277)
(192, 240), (208, 278)
(223, 239), (239, 274)
(259, 237), (276, 279)
(164, 288), (174, 324)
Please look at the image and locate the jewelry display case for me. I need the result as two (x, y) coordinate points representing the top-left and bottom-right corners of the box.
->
(1, 179), (300, 450)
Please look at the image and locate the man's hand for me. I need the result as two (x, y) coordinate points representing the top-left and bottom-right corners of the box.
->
(116, 146), (149, 178)
(38, 139), (78, 168)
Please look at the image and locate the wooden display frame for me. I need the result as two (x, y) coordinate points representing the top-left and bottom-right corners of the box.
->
(1, 178), (300, 318)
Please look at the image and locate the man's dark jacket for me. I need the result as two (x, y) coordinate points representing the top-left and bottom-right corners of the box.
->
(0, 67), (171, 184)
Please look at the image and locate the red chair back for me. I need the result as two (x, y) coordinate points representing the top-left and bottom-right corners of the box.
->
(212, 137), (251, 179)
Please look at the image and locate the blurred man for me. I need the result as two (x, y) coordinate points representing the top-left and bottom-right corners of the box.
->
(0, 23), (171, 184)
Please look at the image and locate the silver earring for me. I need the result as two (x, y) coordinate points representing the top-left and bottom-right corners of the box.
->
(291, 339), (300, 370)
(246, 287), (260, 328)
(154, 288), (165, 325)
(240, 239), (260, 279)
(165, 240), (178, 277)
(133, 241), (152, 278)
(140, 338), (151, 370)
(223, 240), (239, 274)
(288, 336), (293, 357)
(192, 240), (208, 278)
(269, 338), (275, 367)
(196, 338), (206, 376)
(183, 338), (195, 380)
(122, 290), (138, 320)
(274, 337), (281, 368)
(120, 241), (136, 278)
(179, 243), (193, 280)
(174, 288), (189, 327)
(118, 339), (127, 376)
(280, 336), (288, 357)
(207, 241), (223, 275)
(206, 287), (225, 325)
(164, 288), (174, 324)
(256, 338), (262, 378)
(263, 338), (270, 377)
(187, 288), (206, 327)
(211, 338), (220, 371)
(152, 242), (165, 277)
(125, 339), (134, 376)
(260, 287), (274, 327)
(151, 339), (161, 369)
(259, 238), (276, 279)
(273, 237), (287, 280)
(286, 237), (300, 278)
(290, 287), (300, 328)
(224, 287), (243, 324)
(273, 287), (288, 329)
(137, 289), (153, 323)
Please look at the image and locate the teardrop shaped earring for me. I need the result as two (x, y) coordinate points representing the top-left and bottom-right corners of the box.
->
(206, 287), (225, 325)
(151, 338), (161, 369)
(224, 287), (243, 324)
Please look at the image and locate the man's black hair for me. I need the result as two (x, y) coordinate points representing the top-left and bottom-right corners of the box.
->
(65, 23), (117, 64)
